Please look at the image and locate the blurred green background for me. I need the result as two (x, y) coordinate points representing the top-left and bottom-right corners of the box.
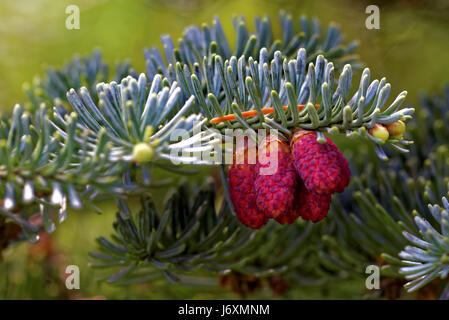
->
(0, 0), (448, 299)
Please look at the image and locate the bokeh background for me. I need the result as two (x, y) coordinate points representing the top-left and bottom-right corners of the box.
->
(0, 0), (448, 299)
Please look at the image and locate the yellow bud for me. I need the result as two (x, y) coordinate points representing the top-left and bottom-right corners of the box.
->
(385, 120), (406, 138)
(132, 143), (154, 163)
(369, 124), (389, 144)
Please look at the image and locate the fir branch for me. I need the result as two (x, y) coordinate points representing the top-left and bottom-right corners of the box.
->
(57, 73), (219, 167)
(392, 197), (449, 295)
(175, 47), (414, 157)
(0, 11), (427, 294)
(0, 104), (127, 238)
(90, 183), (302, 284)
(144, 11), (360, 86)
(23, 50), (136, 112)
(0, 73), (220, 239)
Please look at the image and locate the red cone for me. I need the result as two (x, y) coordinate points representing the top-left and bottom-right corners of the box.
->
(254, 134), (298, 222)
(290, 130), (351, 195)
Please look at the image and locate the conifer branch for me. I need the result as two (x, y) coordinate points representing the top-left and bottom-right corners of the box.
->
(395, 197), (449, 293)
(24, 50), (135, 112)
(0, 12), (432, 298)
(90, 183), (302, 284)
(173, 47), (414, 158)
(144, 11), (360, 87)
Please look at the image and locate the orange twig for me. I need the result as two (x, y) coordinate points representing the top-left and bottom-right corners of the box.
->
(209, 104), (320, 124)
